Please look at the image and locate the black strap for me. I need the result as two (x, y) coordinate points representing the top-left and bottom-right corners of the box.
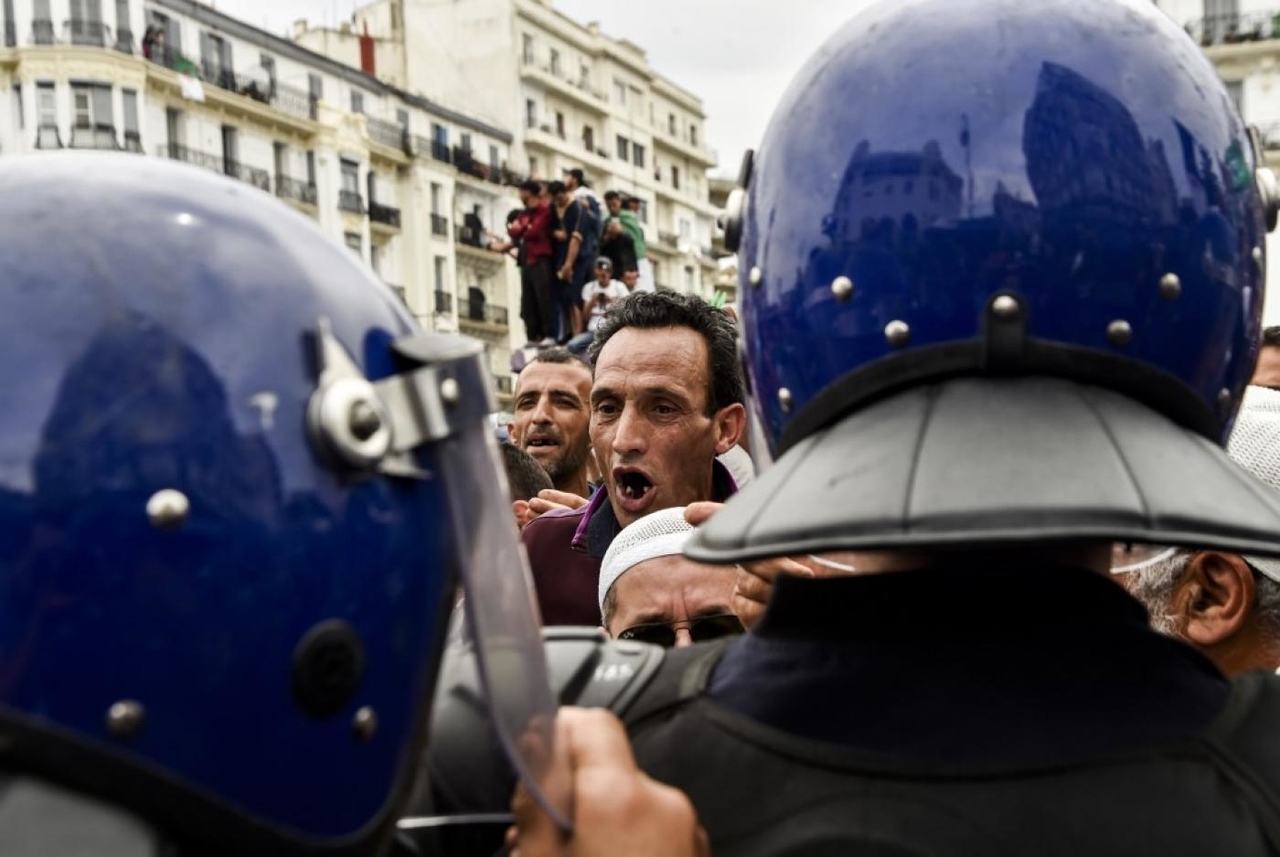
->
(618, 640), (731, 728)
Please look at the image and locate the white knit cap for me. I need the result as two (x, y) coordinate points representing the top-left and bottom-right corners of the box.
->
(1229, 385), (1280, 581)
(598, 507), (694, 614)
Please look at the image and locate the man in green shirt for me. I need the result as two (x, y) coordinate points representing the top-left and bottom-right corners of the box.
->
(602, 191), (642, 276)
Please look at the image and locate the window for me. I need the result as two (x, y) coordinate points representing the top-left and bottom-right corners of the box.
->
(306, 150), (316, 185)
(525, 98), (537, 129)
(633, 143), (645, 168)
(522, 33), (533, 64)
(1227, 80), (1244, 114)
(489, 143), (500, 172)
(33, 0), (53, 44)
(308, 73), (322, 119)
(690, 124), (698, 146)
(350, 89), (364, 114)
(679, 218), (691, 238)
(529, 155), (538, 177)
(122, 87), (139, 149)
(668, 113), (677, 135)
(434, 256), (447, 294)
(345, 232), (362, 254)
(582, 125), (594, 151)
(396, 108), (409, 131)
(221, 125), (238, 173)
(554, 112), (564, 138)
(165, 105), (182, 151)
(341, 159), (360, 194)
(613, 80), (627, 105)
(432, 122), (448, 149)
(70, 82), (111, 128)
(460, 132), (472, 152)
(671, 166), (680, 190)
(3, 0), (14, 47)
(579, 62), (590, 87)
(684, 266), (695, 292)
(11, 84), (21, 130)
(69, 0), (104, 45)
(549, 48), (560, 76)
(430, 182), (442, 214)
(370, 243), (381, 275)
(273, 141), (286, 183)
(201, 32), (231, 85)
(616, 134), (629, 161)
(114, 0), (130, 49)
(636, 199), (648, 223)
(261, 54), (276, 92)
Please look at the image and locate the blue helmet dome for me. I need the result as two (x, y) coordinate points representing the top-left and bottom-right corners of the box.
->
(733, 0), (1267, 455)
(689, 0), (1280, 564)
(0, 153), (466, 852)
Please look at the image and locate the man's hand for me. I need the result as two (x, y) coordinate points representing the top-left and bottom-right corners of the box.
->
(507, 708), (709, 857)
(527, 489), (590, 519)
(558, 264), (573, 281)
(684, 502), (814, 631)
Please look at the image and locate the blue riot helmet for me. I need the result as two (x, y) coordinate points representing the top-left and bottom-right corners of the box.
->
(0, 153), (565, 852)
(691, 0), (1280, 564)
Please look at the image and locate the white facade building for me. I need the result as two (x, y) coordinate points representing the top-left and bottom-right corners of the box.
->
(1156, 0), (1280, 324)
(296, 0), (723, 296)
(0, 0), (524, 406)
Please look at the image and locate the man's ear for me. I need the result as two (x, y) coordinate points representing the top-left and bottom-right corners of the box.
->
(713, 403), (747, 456)
(506, 422), (518, 444)
(1178, 552), (1256, 647)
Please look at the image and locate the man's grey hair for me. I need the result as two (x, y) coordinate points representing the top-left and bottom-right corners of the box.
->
(1127, 550), (1280, 636)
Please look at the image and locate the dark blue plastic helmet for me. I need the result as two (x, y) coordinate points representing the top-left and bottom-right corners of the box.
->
(689, 0), (1280, 564)
(0, 154), (562, 853)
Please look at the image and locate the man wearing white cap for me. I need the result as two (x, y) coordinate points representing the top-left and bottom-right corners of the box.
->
(598, 507), (742, 648)
(1123, 385), (1280, 676)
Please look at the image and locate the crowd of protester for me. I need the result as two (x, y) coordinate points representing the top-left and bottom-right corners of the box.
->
(489, 168), (655, 356)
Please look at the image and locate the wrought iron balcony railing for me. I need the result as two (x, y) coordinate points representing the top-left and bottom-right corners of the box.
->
(35, 123), (63, 150)
(1189, 11), (1280, 47)
(366, 116), (408, 151)
(123, 131), (143, 153)
(69, 122), (120, 150)
(32, 18), (54, 44)
(147, 49), (316, 121)
(338, 190), (365, 214)
(276, 175), (318, 205)
(434, 290), (454, 314)
(459, 299), (509, 327)
(369, 201), (401, 228)
(65, 18), (109, 47)
(431, 214), (450, 236)
(160, 143), (222, 173)
(224, 159), (271, 192)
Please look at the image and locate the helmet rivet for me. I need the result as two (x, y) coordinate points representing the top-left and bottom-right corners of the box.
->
(990, 295), (1020, 318)
(146, 489), (189, 530)
(1159, 273), (1182, 300)
(884, 320), (911, 348)
(1107, 320), (1133, 347)
(1254, 246), (1265, 274)
(777, 387), (793, 413)
(748, 266), (763, 288)
(352, 705), (378, 744)
(440, 377), (460, 405)
(106, 700), (146, 739)
(830, 276), (854, 301)
(348, 400), (383, 441)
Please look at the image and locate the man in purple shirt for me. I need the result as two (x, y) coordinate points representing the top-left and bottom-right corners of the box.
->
(521, 292), (745, 625)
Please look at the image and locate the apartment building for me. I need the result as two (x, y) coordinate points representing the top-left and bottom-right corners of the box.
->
(296, 0), (723, 296)
(0, 0), (524, 406)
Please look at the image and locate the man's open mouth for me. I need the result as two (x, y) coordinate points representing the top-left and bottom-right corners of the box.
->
(616, 470), (654, 501)
(525, 436), (560, 451)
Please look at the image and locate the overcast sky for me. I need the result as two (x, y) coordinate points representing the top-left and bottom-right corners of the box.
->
(210, 0), (859, 176)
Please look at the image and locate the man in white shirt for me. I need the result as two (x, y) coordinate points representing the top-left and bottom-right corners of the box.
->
(567, 257), (628, 354)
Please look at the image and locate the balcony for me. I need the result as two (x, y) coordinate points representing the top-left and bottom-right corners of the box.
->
(338, 190), (365, 215)
(495, 374), (515, 396)
(1190, 11), (1280, 47)
(65, 18), (109, 47)
(224, 159), (271, 192)
(431, 213), (449, 236)
(276, 175), (318, 206)
(148, 49), (317, 122)
(32, 18), (54, 44)
(456, 223), (487, 247)
(115, 28), (133, 54)
(519, 55), (607, 114)
(453, 146), (504, 186)
(69, 123), (120, 150)
(434, 290), (454, 314)
(160, 143), (222, 173)
(366, 116), (409, 152)
(123, 131), (143, 153)
(650, 126), (718, 169)
(35, 124), (63, 150)
(459, 298), (509, 329)
(415, 136), (452, 164)
(369, 200), (402, 229)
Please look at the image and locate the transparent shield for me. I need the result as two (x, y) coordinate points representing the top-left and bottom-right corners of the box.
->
(1110, 542), (1178, 574)
(439, 425), (572, 831)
